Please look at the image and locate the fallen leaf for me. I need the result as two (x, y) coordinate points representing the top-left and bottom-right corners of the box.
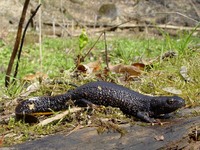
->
(180, 66), (191, 82)
(23, 72), (48, 82)
(23, 74), (37, 81)
(20, 82), (40, 97)
(109, 64), (142, 77)
(162, 87), (182, 95)
(140, 58), (158, 70)
(141, 57), (158, 66)
(77, 59), (102, 74)
(77, 64), (92, 74)
(87, 60), (102, 72)
(131, 63), (145, 70)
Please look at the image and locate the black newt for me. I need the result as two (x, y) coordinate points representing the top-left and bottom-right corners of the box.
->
(15, 81), (185, 123)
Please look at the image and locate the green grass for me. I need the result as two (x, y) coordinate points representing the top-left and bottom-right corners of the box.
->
(0, 30), (200, 146)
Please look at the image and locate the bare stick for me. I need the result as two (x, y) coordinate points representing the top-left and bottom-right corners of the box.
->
(189, 0), (200, 18)
(103, 32), (109, 70)
(98, 24), (200, 32)
(43, 21), (200, 32)
(5, 0), (30, 87)
(39, 0), (42, 72)
(37, 107), (82, 126)
(82, 32), (104, 60)
(13, 4), (41, 84)
(155, 12), (199, 23)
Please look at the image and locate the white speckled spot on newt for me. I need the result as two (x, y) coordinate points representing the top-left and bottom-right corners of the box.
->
(28, 103), (35, 110)
(98, 86), (102, 90)
(29, 97), (40, 101)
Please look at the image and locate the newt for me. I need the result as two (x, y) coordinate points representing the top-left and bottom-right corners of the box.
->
(15, 81), (185, 123)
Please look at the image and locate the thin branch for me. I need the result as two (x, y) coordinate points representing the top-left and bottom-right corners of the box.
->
(12, 4), (42, 84)
(39, 0), (42, 72)
(155, 12), (199, 23)
(189, 0), (200, 18)
(5, 0), (30, 87)
(95, 24), (200, 32)
(103, 32), (109, 70)
(82, 32), (104, 60)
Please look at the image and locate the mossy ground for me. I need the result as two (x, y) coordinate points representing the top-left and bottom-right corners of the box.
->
(0, 30), (200, 146)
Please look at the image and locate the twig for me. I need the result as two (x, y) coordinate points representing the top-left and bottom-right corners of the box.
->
(155, 12), (199, 24)
(82, 32), (104, 60)
(38, 0), (42, 72)
(64, 124), (81, 137)
(43, 21), (200, 32)
(73, 32), (104, 72)
(189, 0), (200, 18)
(37, 107), (82, 126)
(12, 4), (41, 84)
(96, 20), (131, 32)
(100, 23), (200, 31)
(5, 0), (30, 87)
(54, 21), (71, 36)
(103, 32), (109, 70)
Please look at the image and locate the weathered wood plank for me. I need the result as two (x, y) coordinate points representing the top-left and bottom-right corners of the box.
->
(13, 108), (200, 150)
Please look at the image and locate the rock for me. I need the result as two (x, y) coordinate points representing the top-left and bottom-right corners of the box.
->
(97, 4), (119, 22)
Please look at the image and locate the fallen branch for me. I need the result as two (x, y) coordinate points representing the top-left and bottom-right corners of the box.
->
(13, 4), (41, 84)
(5, 0), (30, 87)
(43, 21), (200, 32)
(98, 23), (200, 32)
(103, 32), (109, 70)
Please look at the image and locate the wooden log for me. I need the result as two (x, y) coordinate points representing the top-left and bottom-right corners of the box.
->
(13, 107), (200, 150)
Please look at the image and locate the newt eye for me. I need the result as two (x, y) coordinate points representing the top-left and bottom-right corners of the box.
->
(167, 98), (174, 105)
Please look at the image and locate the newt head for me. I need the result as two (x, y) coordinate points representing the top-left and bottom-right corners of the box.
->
(150, 96), (185, 116)
(15, 97), (41, 115)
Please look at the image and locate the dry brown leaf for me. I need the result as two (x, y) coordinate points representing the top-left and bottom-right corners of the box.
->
(23, 72), (48, 81)
(141, 57), (158, 65)
(131, 62), (145, 70)
(87, 60), (101, 72)
(77, 64), (92, 74)
(0, 135), (4, 147)
(109, 64), (141, 77)
(77, 59), (102, 74)
(23, 74), (37, 81)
